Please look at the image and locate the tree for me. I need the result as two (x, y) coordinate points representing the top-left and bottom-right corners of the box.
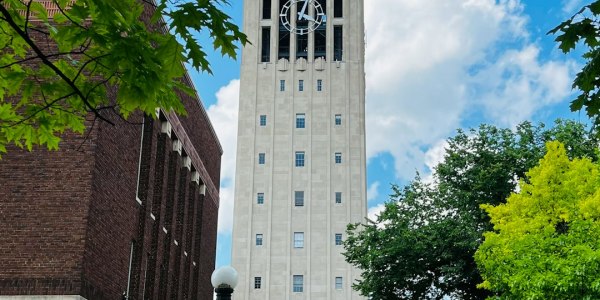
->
(549, 0), (600, 126)
(344, 120), (599, 300)
(475, 141), (600, 299)
(0, 0), (247, 155)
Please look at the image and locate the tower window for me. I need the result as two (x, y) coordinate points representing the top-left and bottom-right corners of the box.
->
(317, 79), (323, 91)
(335, 192), (342, 204)
(299, 80), (304, 91)
(335, 114), (342, 125)
(297, 31), (308, 59)
(294, 232), (304, 248)
(262, 0), (271, 19)
(257, 193), (264, 204)
(259, 153), (266, 164)
(261, 27), (271, 62)
(335, 152), (342, 164)
(335, 277), (343, 289)
(280, 80), (286, 91)
(255, 277), (262, 289)
(295, 191), (304, 207)
(335, 233), (343, 245)
(295, 151), (305, 167)
(296, 113), (306, 128)
(314, 3), (327, 60)
(334, 0), (343, 18)
(278, 0), (290, 60)
(256, 234), (263, 246)
(293, 275), (304, 292)
(334, 26), (343, 61)
(260, 115), (267, 126)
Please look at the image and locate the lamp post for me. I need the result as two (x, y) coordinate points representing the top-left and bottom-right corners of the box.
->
(211, 266), (238, 300)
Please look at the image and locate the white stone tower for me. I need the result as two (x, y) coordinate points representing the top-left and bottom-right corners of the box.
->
(231, 0), (366, 299)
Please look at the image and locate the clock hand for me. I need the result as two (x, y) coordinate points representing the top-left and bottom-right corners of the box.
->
(302, 14), (315, 21)
(298, 0), (309, 20)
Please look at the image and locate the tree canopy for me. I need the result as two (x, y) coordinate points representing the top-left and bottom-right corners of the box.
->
(344, 120), (599, 300)
(0, 0), (247, 155)
(549, 0), (600, 126)
(476, 141), (600, 299)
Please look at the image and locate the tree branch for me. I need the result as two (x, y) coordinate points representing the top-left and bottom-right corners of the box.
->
(0, 3), (114, 125)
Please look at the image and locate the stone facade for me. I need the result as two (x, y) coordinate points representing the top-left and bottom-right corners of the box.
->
(231, 0), (367, 299)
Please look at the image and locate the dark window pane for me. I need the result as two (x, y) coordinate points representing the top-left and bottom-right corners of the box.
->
(334, 0), (342, 18)
(263, 0), (271, 19)
(262, 27), (271, 62)
(334, 26), (343, 61)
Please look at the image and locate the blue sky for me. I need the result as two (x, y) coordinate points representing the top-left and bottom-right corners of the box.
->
(185, 0), (592, 269)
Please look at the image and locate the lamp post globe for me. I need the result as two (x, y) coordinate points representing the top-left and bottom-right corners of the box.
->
(211, 266), (238, 300)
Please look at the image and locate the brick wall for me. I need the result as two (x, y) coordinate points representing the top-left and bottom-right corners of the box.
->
(0, 2), (223, 299)
(0, 128), (97, 295)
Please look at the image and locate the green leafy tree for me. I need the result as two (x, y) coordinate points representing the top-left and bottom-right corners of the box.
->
(0, 0), (247, 155)
(475, 141), (600, 299)
(344, 120), (599, 300)
(549, 0), (600, 126)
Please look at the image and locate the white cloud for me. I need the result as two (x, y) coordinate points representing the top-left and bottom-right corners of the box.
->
(207, 79), (240, 234)
(365, 0), (575, 181)
(368, 203), (386, 221)
(562, 0), (584, 14)
(367, 181), (380, 202)
(423, 139), (449, 183)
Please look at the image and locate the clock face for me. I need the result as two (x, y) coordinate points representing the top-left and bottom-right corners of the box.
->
(280, 0), (325, 35)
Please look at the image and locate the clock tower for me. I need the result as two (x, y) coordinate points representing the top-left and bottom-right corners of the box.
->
(231, 0), (367, 299)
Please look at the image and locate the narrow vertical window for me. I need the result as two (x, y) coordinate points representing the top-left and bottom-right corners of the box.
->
(135, 119), (145, 202)
(278, 0), (290, 59)
(299, 80), (304, 91)
(335, 277), (343, 289)
(257, 193), (265, 204)
(335, 152), (342, 164)
(293, 275), (304, 292)
(259, 153), (266, 165)
(335, 233), (343, 245)
(335, 114), (342, 125)
(334, 0), (343, 18)
(295, 151), (305, 167)
(317, 79), (323, 91)
(294, 232), (304, 248)
(262, 0), (271, 19)
(334, 26), (343, 61)
(297, 32), (308, 59)
(259, 115), (267, 126)
(296, 113), (306, 129)
(280, 80), (286, 91)
(256, 234), (263, 246)
(255, 277), (262, 289)
(295, 191), (304, 207)
(314, 21), (326, 60)
(126, 241), (134, 298)
(335, 192), (342, 204)
(261, 27), (271, 62)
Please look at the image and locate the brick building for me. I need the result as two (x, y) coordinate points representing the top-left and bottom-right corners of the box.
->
(0, 2), (223, 299)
